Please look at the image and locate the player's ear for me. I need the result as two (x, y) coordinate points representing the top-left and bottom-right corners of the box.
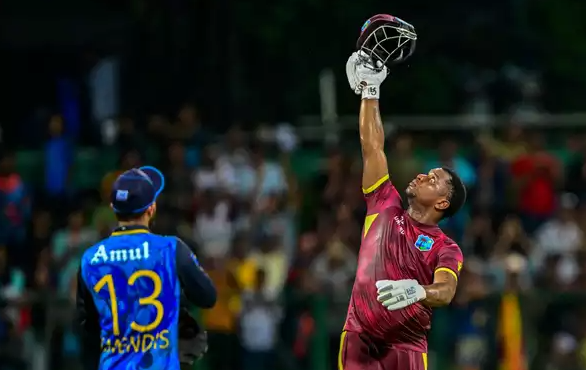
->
(434, 198), (450, 212)
(147, 202), (157, 218)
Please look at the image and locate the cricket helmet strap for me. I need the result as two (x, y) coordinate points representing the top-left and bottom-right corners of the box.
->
(356, 14), (417, 70)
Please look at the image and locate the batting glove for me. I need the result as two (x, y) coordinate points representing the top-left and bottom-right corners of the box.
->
(345, 51), (388, 99)
(375, 279), (426, 311)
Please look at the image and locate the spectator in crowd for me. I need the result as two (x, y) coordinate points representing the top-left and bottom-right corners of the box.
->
(51, 209), (98, 294)
(533, 194), (583, 285)
(315, 148), (347, 210)
(0, 151), (30, 270)
(201, 256), (240, 370)
(91, 189), (117, 240)
(480, 124), (527, 163)
(469, 140), (509, 219)
(571, 251), (586, 290)
(427, 138), (477, 187)
(564, 138), (586, 202)
(450, 258), (490, 370)
(115, 115), (146, 154)
(493, 216), (532, 259)
(387, 134), (422, 198)
(216, 125), (249, 186)
(172, 103), (206, 144)
(250, 235), (288, 301)
(228, 234), (258, 293)
(160, 141), (193, 212)
(544, 333), (583, 370)
(511, 132), (561, 233)
(310, 237), (355, 366)
(534, 254), (565, 291)
(239, 269), (281, 370)
(489, 216), (534, 290)
(193, 145), (235, 194)
(25, 210), (52, 280)
(171, 103), (207, 167)
(461, 212), (496, 260)
(427, 138), (476, 237)
(146, 114), (171, 153)
(236, 142), (287, 205)
(251, 192), (294, 256)
(44, 115), (73, 210)
(193, 190), (234, 259)
(0, 243), (27, 370)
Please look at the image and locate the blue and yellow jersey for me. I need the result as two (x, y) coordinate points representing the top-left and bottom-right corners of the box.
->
(76, 225), (216, 370)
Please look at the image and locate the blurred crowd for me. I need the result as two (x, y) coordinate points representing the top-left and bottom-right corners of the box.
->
(1, 103), (586, 370)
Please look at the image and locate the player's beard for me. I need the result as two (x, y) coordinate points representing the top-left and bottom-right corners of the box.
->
(405, 187), (416, 198)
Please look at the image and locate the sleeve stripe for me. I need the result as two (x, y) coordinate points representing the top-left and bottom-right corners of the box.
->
(362, 174), (390, 194)
(434, 267), (458, 281)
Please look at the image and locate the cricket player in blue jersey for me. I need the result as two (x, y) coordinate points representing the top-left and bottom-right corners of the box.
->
(75, 166), (217, 370)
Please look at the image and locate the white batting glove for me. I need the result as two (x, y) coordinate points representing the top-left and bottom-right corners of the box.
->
(345, 52), (388, 99)
(345, 52), (361, 94)
(375, 279), (426, 311)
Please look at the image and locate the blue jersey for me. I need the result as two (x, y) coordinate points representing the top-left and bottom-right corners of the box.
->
(77, 226), (215, 370)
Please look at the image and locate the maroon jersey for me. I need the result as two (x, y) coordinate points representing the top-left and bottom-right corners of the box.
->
(344, 175), (463, 352)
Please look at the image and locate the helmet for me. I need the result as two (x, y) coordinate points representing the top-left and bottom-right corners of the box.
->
(356, 14), (417, 70)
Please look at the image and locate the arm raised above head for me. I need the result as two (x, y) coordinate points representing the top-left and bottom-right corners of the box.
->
(360, 99), (389, 191)
(346, 53), (393, 195)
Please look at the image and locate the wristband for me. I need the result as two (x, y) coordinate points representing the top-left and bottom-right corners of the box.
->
(361, 84), (380, 99)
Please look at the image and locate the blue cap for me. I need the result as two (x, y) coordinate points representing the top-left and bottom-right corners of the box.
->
(110, 166), (165, 214)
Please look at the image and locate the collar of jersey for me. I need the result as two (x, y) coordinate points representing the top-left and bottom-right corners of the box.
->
(110, 225), (151, 236)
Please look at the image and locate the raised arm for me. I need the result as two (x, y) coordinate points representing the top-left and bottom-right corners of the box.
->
(346, 53), (400, 211)
(345, 53), (391, 191)
(360, 99), (389, 191)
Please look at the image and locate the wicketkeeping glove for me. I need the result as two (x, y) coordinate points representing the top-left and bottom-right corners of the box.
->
(178, 307), (208, 364)
(375, 279), (426, 311)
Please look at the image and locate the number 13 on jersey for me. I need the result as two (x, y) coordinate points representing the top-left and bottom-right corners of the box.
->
(93, 270), (164, 336)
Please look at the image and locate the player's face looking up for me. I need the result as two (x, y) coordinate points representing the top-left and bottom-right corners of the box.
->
(405, 168), (451, 212)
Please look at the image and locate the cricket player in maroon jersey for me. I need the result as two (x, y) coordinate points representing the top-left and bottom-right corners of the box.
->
(339, 52), (467, 370)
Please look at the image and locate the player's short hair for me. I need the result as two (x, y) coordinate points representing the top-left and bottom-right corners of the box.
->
(114, 210), (147, 222)
(441, 167), (466, 219)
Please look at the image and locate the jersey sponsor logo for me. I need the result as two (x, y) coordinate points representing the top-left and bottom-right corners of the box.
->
(394, 215), (406, 235)
(91, 241), (151, 264)
(415, 234), (434, 251)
